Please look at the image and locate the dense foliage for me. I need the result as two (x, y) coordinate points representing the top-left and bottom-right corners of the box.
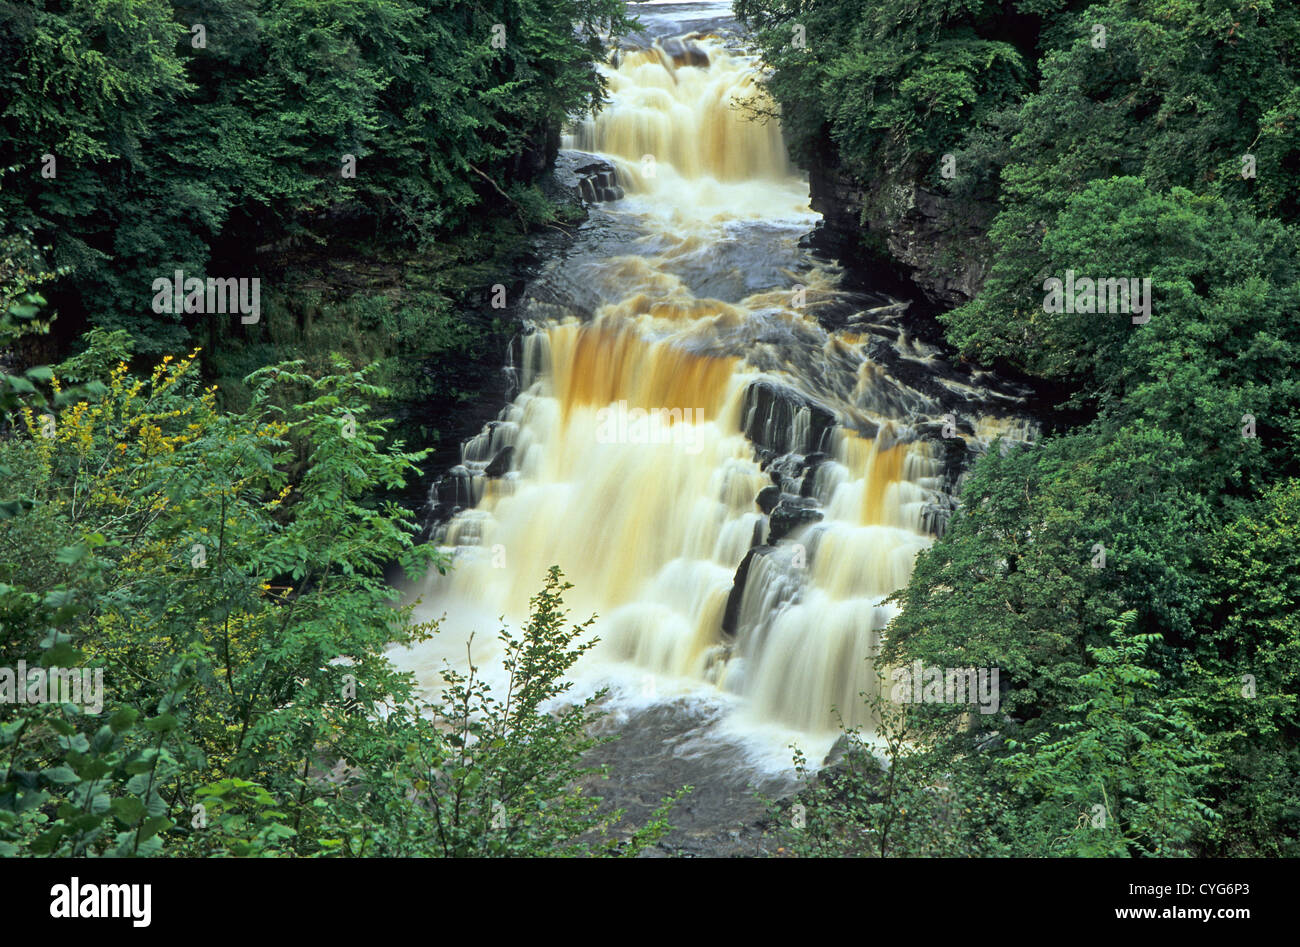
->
(0, 0), (629, 353)
(742, 0), (1300, 857)
(0, 312), (666, 855)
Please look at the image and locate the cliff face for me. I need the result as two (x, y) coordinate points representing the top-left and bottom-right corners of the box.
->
(806, 153), (996, 309)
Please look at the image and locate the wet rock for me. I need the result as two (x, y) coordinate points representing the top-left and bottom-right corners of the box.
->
(767, 452), (807, 493)
(741, 380), (838, 455)
(921, 496), (959, 538)
(661, 37), (709, 68)
(577, 699), (798, 858)
(721, 545), (774, 637)
(822, 735), (852, 768)
(799, 451), (831, 497)
(907, 425), (975, 495)
(806, 154), (995, 309)
(571, 157), (622, 205)
(913, 417), (972, 440)
(484, 445), (514, 478)
(436, 465), (474, 510)
(768, 496), (824, 544)
(755, 484), (781, 514)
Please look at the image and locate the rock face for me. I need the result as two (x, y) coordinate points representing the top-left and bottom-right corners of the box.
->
(721, 545), (773, 637)
(740, 379), (838, 455)
(767, 496), (823, 544)
(573, 158), (625, 204)
(806, 152), (996, 309)
(755, 484), (781, 515)
(483, 445), (514, 478)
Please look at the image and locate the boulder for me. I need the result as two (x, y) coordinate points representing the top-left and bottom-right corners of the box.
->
(755, 484), (781, 514)
(768, 496), (823, 544)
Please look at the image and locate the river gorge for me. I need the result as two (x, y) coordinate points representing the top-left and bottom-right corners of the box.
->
(393, 0), (1035, 853)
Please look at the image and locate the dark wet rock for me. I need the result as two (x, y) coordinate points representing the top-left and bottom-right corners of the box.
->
(808, 735), (884, 810)
(579, 699), (798, 857)
(844, 421), (882, 443)
(908, 424), (976, 495)
(847, 301), (912, 326)
(768, 496), (824, 544)
(806, 153), (994, 310)
(741, 379), (838, 455)
(921, 496), (959, 538)
(722, 545), (774, 637)
(661, 36), (710, 68)
(641, 218), (820, 303)
(913, 417), (970, 440)
(798, 451), (831, 497)
(767, 452), (809, 494)
(484, 445), (514, 478)
(435, 465), (474, 510)
(570, 156), (623, 205)
(822, 735), (853, 768)
(755, 484), (781, 514)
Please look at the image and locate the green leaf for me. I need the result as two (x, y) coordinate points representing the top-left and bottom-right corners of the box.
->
(143, 713), (178, 733)
(43, 765), (80, 785)
(111, 796), (147, 825)
(40, 642), (83, 667)
(30, 826), (67, 855)
(74, 758), (112, 781)
(109, 707), (140, 732)
(55, 543), (89, 565)
(138, 816), (173, 842)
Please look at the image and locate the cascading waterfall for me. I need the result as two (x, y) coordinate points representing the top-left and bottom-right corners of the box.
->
(396, 28), (1032, 755)
(571, 42), (791, 184)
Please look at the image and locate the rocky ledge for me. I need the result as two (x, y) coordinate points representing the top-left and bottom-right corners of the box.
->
(806, 154), (996, 310)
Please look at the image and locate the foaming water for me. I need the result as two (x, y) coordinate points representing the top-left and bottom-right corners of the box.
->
(573, 44), (789, 182)
(392, 28), (1025, 768)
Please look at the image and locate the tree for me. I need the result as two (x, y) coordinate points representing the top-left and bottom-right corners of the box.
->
(1000, 612), (1219, 857)
(0, 340), (666, 856)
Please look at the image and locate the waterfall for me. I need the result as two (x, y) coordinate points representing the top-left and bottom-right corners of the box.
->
(396, 30), (1032, 752)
